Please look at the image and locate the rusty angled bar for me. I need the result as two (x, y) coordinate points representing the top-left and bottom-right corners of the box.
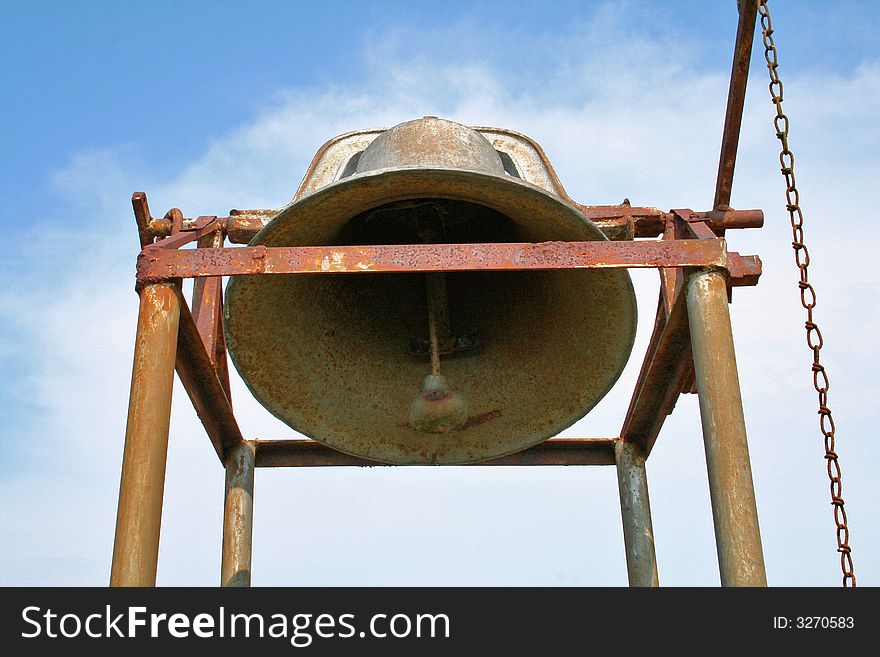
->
(137, 239), (737, 286)
(174, 291), (242, 459)
(620, 284), (691, 455)
(191, 222), (232, 400)
(714, 0), (759, 209)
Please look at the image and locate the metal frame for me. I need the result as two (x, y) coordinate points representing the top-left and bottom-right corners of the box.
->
(111, 1), (765, 588)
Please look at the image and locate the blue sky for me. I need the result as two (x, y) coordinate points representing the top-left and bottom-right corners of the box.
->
(4, 0), (876, 218)
(1, 1), (878, 586)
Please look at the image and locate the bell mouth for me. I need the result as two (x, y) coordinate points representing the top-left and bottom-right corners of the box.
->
(224, 167), (637, 465)
(335, 198), (521, 246)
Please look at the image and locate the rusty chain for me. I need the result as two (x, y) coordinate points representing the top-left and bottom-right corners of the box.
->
(758, 0), (855, 587)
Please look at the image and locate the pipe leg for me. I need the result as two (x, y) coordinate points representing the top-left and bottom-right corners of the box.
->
(110, 283), (180, 586)
(615, 440), (660, 587)
(221, 441), (255, 587)
(687, 270), (766, 586)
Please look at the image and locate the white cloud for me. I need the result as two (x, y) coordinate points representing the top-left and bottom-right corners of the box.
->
(2, 15), (878, 586)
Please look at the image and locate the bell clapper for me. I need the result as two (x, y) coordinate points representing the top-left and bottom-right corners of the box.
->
(409, 217), (469, 433)
(426, 272), (448, 375)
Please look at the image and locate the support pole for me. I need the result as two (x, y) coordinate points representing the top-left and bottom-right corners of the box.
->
(615, 441), (660, 587)
(687, 270), (766, 586)
(221, 441), (256, 587)
(110, 283), (180, 586)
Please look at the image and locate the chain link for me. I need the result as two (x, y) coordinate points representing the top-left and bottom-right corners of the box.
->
(758, 0), (855, 587)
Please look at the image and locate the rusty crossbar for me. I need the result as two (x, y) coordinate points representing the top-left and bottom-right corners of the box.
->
(141, 203), (763, 243)
(137, 238), (761, 287)
(253, 437), (618, 468)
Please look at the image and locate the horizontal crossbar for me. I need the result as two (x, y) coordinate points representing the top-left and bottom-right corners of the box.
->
(137, 239), (760, 287)
(251, 437), (619, 467)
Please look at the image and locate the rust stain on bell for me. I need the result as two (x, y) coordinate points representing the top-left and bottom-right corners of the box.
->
(224, 117), (637, 464)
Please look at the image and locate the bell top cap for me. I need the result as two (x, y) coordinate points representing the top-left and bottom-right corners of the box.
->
(355, 117), (507, 177)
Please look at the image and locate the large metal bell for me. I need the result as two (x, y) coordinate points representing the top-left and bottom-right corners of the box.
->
(224, 117), (637, 464)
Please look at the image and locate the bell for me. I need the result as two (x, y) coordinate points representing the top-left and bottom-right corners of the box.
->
(224, 117), (637, 464)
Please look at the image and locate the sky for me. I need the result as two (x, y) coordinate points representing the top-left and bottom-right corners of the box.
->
(1, 0), (878, 586)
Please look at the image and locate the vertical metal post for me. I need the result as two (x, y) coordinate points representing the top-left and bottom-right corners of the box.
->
(110, 283), (180, 586)
(221, 441), (256, 587)
(687, 270), (767, 586)
(615, 440), (660, 587)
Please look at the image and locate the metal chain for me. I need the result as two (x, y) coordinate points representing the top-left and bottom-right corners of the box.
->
(758, 0), (855, 587)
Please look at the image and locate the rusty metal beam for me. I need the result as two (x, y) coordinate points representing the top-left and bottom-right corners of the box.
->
(132, 192), (154, 248)
(728, 252), (762, 287)
(622, 212), (693, 453)
(659, 214), (690, 314)
(714, 0), (758, 209)
(665, 216), (699, 394)
(584, 207), (763, 239)
(191, 222), (231, 400)
(143, 204), (763, 243)
(137, 239), (747, 285)
(174, 287), (242, 460)
(253, 438), (618, 467)
(620, 284), (692, 455)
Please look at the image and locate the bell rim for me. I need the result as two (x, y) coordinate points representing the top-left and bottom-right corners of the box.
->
(266, 165), (603, 243)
